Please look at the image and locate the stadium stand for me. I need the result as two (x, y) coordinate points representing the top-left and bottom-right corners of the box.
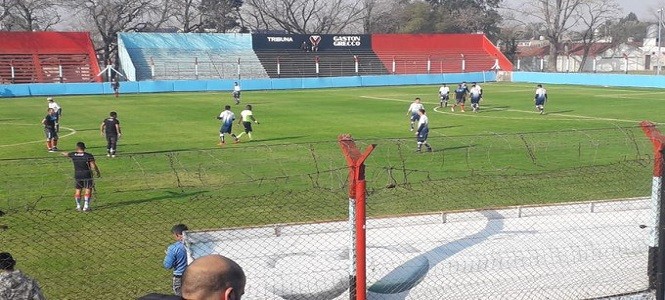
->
(0, 32), (101, 84)
(252, 34), (388, 78)
(118, 33), (269, 81)
(372, 34), (513, 74)
(117, 33), (511, 81)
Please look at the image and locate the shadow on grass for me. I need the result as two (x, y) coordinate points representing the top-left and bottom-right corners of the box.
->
(547, 110), (574, 114)
(0, 118), (21, 122)
(94, 190), (208, 211)
(429, 125), (461, 130)
(253, 135), (308, 143)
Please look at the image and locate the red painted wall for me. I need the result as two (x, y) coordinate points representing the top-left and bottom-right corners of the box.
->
(0, 32), (101, 82)
(371, 34), (512, 74)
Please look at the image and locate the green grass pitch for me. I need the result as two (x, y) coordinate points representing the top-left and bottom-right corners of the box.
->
(0, 82), (664, 298)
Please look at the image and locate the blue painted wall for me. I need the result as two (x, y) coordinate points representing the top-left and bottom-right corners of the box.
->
(0, 72), (495, 98)
(513, 72), (665, 89)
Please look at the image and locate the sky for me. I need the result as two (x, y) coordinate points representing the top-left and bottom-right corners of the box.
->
(502, 0), (664, 22)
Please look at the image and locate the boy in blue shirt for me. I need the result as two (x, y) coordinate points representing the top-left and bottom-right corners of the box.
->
(163, 224), (188, 296)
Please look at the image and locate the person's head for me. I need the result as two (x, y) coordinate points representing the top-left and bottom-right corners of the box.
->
(414, 97), (421, 103)
(245, 105), (252, 111)
(47, 97), (54, 102)
(234, 82), (238, 86)
(537, 84), (543, 88)
(182, 255), (246, 300)
(443, 83), (446, 87)
(418, 108), (426, 115)
(0, 252), (16, 271)
(172, 224), (188, 241)
(76, 142), (86, 152)
(224, 105), (231, 111)
(472, 82), (477, 85)
(110, 111), (117, 118)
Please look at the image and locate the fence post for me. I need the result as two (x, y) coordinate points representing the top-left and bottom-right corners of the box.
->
(339, 134), (376, 300)
(461, 54), (466, 72)
(277, 56), (281, 78)
(237, 57), (241, 80)
(640, 121), (665, 293)
(315, 56), (320, 76)
(392, 56), (396, 74)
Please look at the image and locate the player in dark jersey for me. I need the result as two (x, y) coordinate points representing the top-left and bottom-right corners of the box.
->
(100, 111), (122, 157)
(62, 142), (101, 212)
(111, 78), (120, 98)
(41, 108), (59, 152)
(451, 84), (468, 112)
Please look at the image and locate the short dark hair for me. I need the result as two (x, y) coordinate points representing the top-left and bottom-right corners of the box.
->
(110, 111), (117, 118)
(76, 142), (86, 149)
(537, 84), (543, 87)
(225, 105), (231, 110)
(172, 224), (188, 235)
(418, 108), (426, 114)
(0, 252), (16, 270)
(245, 104), (252, 110)
(415, 97), (421, 101)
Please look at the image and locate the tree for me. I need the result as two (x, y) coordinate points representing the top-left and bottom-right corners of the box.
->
(71, 0), (156, 64)
(575, 0), (620, 71)
(0, 0), (61, 31)
(242, 0), (366, 34)
(511, 0), (585, 71)
(200, 0), (244, 32)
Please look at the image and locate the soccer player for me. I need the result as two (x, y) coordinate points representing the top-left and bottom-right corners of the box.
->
(414, 109), (432, 152)
(217, 105), (239, 145)
(451, 84), (467, 112)
(406, 97), (425, 131)
(473, 82), (483, 98)
(236, 104), (259, 141)
(47, 97), (61, 132)
(100, 111), (122, 157)
(469, 84), (482, 112)
(534, 84), (548, 115)
(438, 84), (450, 107)
(41, 108), (59, 152)
(61, 142), (101, 212)
(111, 77), (120, 98)
(232, 82), (241, 105)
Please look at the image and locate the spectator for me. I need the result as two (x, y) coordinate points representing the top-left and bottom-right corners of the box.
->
(164, 224), (189, 296)
(181, 255), (245, 300)
(0, 252), (46, 300)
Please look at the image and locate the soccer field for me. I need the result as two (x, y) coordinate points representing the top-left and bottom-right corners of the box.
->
(0, 82), (663, 298)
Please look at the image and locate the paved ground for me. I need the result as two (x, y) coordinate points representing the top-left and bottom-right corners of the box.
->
(185, 198), (651, 300)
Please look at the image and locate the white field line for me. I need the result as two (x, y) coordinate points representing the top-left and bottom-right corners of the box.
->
(360, 95), (642, 123)
(0, 124), (77, 148)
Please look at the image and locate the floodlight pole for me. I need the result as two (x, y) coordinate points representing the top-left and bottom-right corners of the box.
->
(339, 134), (376, 300)
(658, 9), (663, 75)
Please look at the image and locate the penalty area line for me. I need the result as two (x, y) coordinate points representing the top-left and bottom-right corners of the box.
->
(0, 126), (77, 148)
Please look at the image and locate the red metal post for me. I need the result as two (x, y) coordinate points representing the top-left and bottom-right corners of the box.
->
(339, 134), (376, 300)
(640, 121), (665, 292)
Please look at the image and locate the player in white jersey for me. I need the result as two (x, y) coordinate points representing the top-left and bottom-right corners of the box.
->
(438, 84), (450, 107)
(47, 97), (62, 132)
(415, 109), (432, 152)
(406, 97), (425, 131)
(232, 82), (241, 105)
(534, 84), (547, 115)
(236, 104), (259, 141)
(469, 84), (482, 112)
(217, 105), (239, 145)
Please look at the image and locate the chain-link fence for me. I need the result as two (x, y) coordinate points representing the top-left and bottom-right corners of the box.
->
(0, 126), (657, 299)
